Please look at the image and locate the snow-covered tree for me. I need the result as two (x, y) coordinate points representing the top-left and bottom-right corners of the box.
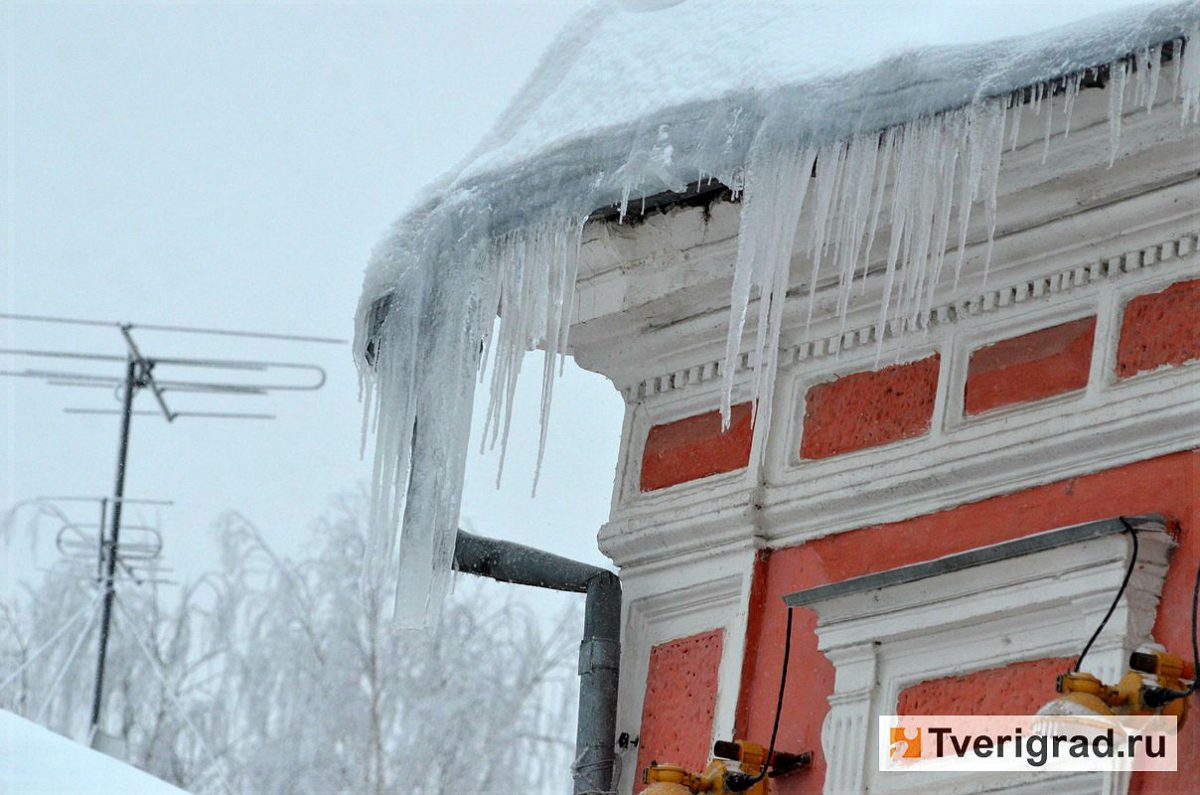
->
(1, 493), (580, 794)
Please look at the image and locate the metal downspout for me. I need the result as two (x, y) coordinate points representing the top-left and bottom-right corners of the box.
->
(453, 530), (621, 795)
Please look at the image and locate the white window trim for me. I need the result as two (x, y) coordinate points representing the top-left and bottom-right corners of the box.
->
(614, 545), (757, 795)
(799, 520), (1173, 795)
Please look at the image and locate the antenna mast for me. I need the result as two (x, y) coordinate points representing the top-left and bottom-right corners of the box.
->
(1, 313), (341, 743)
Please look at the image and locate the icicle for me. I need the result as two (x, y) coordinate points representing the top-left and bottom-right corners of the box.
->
(859, 128), (895, 296)
(834, 133), (881, 328)
(1145, 45), (1162, 113)
(1132, 48), (1149, 110)
(479, 217), (583, 490)
(1008, 93), (1023, 151)
(804, 141), (848, 332)
(1181, 29), (1200, 125)
(356, 212), (489, 630)
(1062, 72), (1081, 139)
(874, 115), (919, 351)
(980, 98), (1007, 280)
(531, 218), (584, 497)
(1108, 59), (1127, 166)
(721, 143), (817, 430)
(1173, 38), (1185, 103)
(1041, 86), (1055, 164)
(354, 208), (582, 631)
(951, 100), (1000, 289)
(924, 114), (964, 315)
(895, 116), (941, 330)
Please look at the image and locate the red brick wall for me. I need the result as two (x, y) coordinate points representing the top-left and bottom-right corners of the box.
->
(1117, 278), (1200, 378)
(641, 403), (753, 491)
(635, 629), (724, 789)
(736, 450), (1198, 795)
(896, 657), (1075, 716)
(965, 318), (1095, 415)
(800, 355), (940, 459)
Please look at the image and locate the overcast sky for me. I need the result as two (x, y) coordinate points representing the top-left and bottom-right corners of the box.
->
(1, 1), (621, 611)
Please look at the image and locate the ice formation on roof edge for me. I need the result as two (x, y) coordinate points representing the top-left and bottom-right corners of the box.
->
(357, 30), (1200, 630)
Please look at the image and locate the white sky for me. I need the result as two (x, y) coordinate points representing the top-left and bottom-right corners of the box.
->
(0, 0), (621, 609)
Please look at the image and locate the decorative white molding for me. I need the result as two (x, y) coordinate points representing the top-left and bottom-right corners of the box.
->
(612, 544), (758, 795)
(599, 232), (1199, 566)
(620, 229), (1197, 406)
(802, 522), (1173, 795)
(608, 371), (761, 520)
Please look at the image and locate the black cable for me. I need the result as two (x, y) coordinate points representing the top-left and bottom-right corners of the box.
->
(1188, 553), (1199, 696)
(1141, 551), (1200, 707)
(1075, 517), (1199, 708)
(1074, 518), (1138, 673)
(762, 607), (794, 771)
(725, 607), (794, 792)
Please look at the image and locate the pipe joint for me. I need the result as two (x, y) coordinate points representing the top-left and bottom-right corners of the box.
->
(579, 637), (621, 675)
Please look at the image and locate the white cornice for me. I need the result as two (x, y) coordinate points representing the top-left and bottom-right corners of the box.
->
(624, 225), (1198, 404)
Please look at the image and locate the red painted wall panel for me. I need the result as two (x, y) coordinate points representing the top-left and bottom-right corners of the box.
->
(800, 355), (940, 459)
(897, 657), (1075, 716)
(641, 403), (753, 491)
(737, 450), (1198, 794)
(635, 629), (724, 790)
(965, 317), (1095, 415)
(1117, 278), (1200, 379)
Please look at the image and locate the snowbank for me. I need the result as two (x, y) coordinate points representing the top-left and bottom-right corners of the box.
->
(0, 711), (187, 795)
(355, 0), (1200, 630)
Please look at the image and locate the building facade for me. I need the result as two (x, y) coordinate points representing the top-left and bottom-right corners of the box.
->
(568, 57), (1199, 794)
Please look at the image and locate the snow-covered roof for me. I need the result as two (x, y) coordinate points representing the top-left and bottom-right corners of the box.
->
(361, 0), (1197, 300)
(0, 711), (187, 795)
(354, 0), (1199, 630)
(467, 2), (1191, 181)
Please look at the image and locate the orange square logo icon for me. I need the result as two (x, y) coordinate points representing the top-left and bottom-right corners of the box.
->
(889, 727), (921, 759)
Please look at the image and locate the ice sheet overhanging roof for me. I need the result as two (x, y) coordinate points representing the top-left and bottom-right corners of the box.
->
(354, 0), (1200, 631)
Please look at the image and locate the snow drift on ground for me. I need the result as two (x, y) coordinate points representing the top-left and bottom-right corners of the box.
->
(0, 710), (186, 795)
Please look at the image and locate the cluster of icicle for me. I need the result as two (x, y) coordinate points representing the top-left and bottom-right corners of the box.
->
(358, 208), (583, 628)
(357, 34), (1200, 630)
(726, 38), (1199, 446)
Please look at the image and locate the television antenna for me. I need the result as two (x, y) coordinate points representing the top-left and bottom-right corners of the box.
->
(0, 312), (342, 742)
(2, 495), (172, 740)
